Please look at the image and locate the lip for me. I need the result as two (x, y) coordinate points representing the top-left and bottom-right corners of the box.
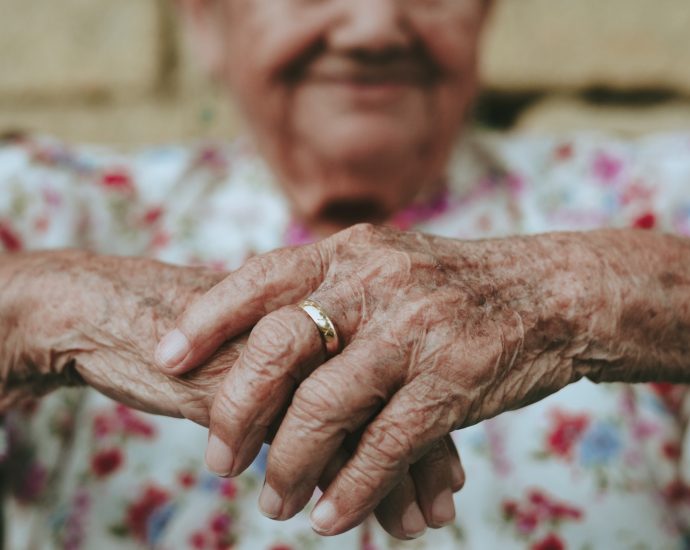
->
(302, 66), (436, 106)
(284, 49), (441, 105)
(304, 61), (437, 87)
(309, 78), (422, 105)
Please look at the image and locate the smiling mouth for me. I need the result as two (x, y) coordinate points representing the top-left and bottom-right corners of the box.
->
(281, 42), (442, 89)
(306, 61), (437, 87)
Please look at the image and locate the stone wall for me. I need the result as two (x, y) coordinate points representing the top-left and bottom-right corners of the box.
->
(0, 0), (689, 144)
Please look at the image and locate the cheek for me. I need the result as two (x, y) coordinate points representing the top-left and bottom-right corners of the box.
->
(413, 8), (484, 78)
(222, 4), (333, 94)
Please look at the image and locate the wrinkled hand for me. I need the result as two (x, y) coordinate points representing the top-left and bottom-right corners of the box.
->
(2, 250), (454, 539)
(158, 224), (607, 536)
(1, 250), (232, 423)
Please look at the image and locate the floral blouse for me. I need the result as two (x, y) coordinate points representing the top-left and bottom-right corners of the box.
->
(1, 131), (690, 550)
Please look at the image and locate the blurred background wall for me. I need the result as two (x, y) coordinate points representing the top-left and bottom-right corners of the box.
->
(1, 0), (689, 145)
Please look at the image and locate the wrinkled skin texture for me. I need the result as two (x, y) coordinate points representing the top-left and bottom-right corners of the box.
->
(161, 225), (690, 536)
(0, 250), (464, 540)
(0, 251), (230, 420)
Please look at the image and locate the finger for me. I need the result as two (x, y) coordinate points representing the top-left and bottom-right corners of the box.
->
(256, 337), (404, 520)
(445, 435), (466, 492)
(373, 475), (428, 540)
(155, 243), (328, 373)
(374, 473), (427, 540)
(309, 379), (456, 536)
(205, 282), (366, 478)
(205, 305), (324, 477)
(410, 438), (456, 528)
(317, 442), (427, 540)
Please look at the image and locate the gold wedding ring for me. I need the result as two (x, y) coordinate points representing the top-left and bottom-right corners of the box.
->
(298, 299), (341, 358)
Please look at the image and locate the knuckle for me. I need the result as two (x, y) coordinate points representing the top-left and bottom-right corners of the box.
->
(361, 420), (415, 469)
(341, 458), (388, 495)
(265, 444), (298, 483)
(419, 439), (450, 467)
(246, 313), (298, 373)
(291, 375), (344, 426)
(209, 387), (237, 432)
(233, 256), (275, 305)
(345, 222), (378, 242)
(387, 250), (413, 273)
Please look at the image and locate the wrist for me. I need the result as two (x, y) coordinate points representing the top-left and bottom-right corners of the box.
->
(477, 232), (616, 385)
(580, 230), (690, 384)
(0, 250), (89, 408)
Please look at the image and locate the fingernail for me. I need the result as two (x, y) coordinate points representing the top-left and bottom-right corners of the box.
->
(402, 501), (427, 539)
(431, 488), (456, 527)
(259, 483), (283, 519)
(205, 434), (234, 476)
(156, 329), (190, 369)
(310, 500), (337, 534)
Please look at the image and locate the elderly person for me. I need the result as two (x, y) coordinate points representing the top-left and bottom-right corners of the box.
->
(1, 0), (690, 549)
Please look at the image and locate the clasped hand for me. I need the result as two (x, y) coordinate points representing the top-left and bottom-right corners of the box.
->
(157, 224), (600, 537)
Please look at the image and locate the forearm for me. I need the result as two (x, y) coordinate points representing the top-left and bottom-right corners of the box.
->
(0, 251), (81, 408)
(456, 229), (690, 395)
(578, 229), (690, 384)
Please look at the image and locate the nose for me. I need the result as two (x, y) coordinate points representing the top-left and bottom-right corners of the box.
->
(328, 0), (413, 53)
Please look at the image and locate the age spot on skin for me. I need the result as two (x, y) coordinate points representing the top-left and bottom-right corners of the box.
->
(659, 271), (688, 289)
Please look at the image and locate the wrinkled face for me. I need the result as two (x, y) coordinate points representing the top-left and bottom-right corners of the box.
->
(187, 0), (488, 228)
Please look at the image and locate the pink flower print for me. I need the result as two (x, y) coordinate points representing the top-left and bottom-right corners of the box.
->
(516, 510), (539, 535)
(197, 147), (228, 172)
(620, 180), (653, 206)
(125, 485), (170, 542)
(42, 187), (63, 207)
(62, 489), (91, 550)
(16, 461), (48, 503)
(650, 382), (685, 414)
(143, 206), (164, 225)
(662, 441), (682, 461)
(633, 212), (656, 230)
(502, 488), (584, 538)
(210, 512), (232, 535)
(527, 489), (583, 522)
(90, 448), (124, 478)
(505, 172), (526, 194)
(390, 185), (450, 230)
(545, 410), (590, 460)
(101, 169), (134, 192)
(151, 230), (171, 249)
(631, 419), (659, 440)
(284, 220), (315, 247)
(92, 413), (115, 439)
(0, 221), (23, 251)
(219, 478), (237, 500)
(34, 216), (50, 233)
(189, 531), (207, 549)
(178, 470), (197, 489)
(554, 143), (574, 161)
(92, 404), (156, 440)
(192, 510), (237, 549)
(116, 404), (156, 439)
(531, 533), (565, 550)
(663, 479), (690, 506)
(592, 151), (624, 184)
